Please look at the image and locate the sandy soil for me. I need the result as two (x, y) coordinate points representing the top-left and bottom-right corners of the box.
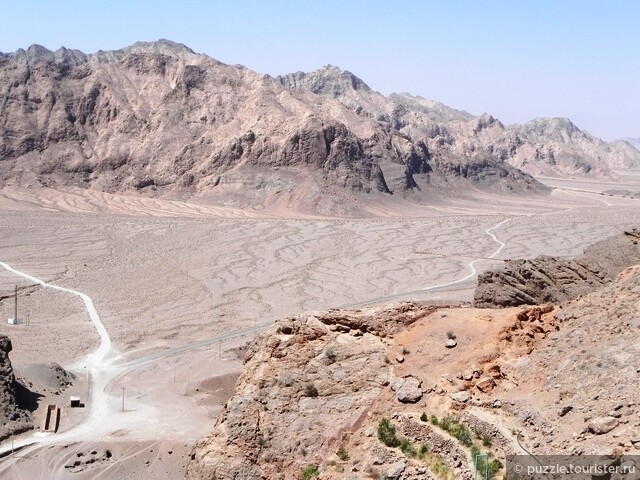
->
(1, 439), (194, 480)
(0, 179), (638, 477)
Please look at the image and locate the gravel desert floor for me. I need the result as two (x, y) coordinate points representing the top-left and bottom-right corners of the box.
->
(0, 178), (638, 478)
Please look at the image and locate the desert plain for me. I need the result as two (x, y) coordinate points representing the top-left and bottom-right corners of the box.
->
(0, 175), (638, 478)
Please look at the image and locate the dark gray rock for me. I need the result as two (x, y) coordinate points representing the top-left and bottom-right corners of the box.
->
(474, 228), (640, 308)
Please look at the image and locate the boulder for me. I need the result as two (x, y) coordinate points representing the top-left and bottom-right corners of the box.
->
(588, 416), (619, 435)
(391, 376), (422, 403)
(475, 377), (496, 393)
(386, 461), (406, 480)
(462, 370), (474, 381)
(450, 391), (471, 403)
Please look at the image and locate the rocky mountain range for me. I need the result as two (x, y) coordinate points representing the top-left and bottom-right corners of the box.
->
(2, 40), (638, 214)
(279, 66), (640, 177)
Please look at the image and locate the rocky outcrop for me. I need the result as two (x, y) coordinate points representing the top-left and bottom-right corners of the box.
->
(186, 303), (436, 480)
(390, 376), (423, 403)
(474, 227), (640, 307)
(0, 335), (31, 440)
(506, 118), (640, 174)
(508, 264), (640, 452)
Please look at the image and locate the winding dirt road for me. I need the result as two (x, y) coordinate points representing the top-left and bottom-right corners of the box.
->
(344, 218), (510, 307)
(0, 261), (115, 459)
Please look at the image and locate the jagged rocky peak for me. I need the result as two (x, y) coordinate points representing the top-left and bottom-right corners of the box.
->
(120, 38), (196, 57)
(515, 117), (580, 139)
(92, 39), (197, 64)
(277, 64), (372, 97)
(54, 46), (89, 65)
(2, 44), (89, 66)
(0, 39), (197, 67)
(389, 93), (475, 124)
(474, 113), (505, 131)
(618, 137), (640, 149)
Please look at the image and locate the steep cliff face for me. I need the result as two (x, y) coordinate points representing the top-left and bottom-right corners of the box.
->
(474, 227), (640, 307)
(186, 303), (436, 480)
(0, 335), (31, 440)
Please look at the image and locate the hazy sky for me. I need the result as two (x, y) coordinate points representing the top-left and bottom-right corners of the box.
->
(2, 0), (638, 139)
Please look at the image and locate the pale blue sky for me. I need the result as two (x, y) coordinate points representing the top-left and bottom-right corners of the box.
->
(1, 0), (638, 139)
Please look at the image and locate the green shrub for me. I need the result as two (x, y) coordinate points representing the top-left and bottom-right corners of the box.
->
(304, 383), (319, 397)
(301, 464), (320, 479)
(336, 446), (349, 461)
(420, 412), (428, 422)
(430, 415), (439, 425)
(399, 437), (416, 457)
(482, 434), (493, 447)
(377, 418), (399, 448)
(430, 455), (452, 478)
(457, 428), (473, 447)
(439, 415), (453, 431)
(419, 443), (429, 456)
(471, 444), (480, 457)
(449, 422), (472, 447)
(471, 448), (502, 480)
(325, 348), (337, 364)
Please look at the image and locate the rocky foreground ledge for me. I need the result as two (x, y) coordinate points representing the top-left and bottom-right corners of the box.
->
(186, 303), (438, 479)
(187, 228), (640, 480)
